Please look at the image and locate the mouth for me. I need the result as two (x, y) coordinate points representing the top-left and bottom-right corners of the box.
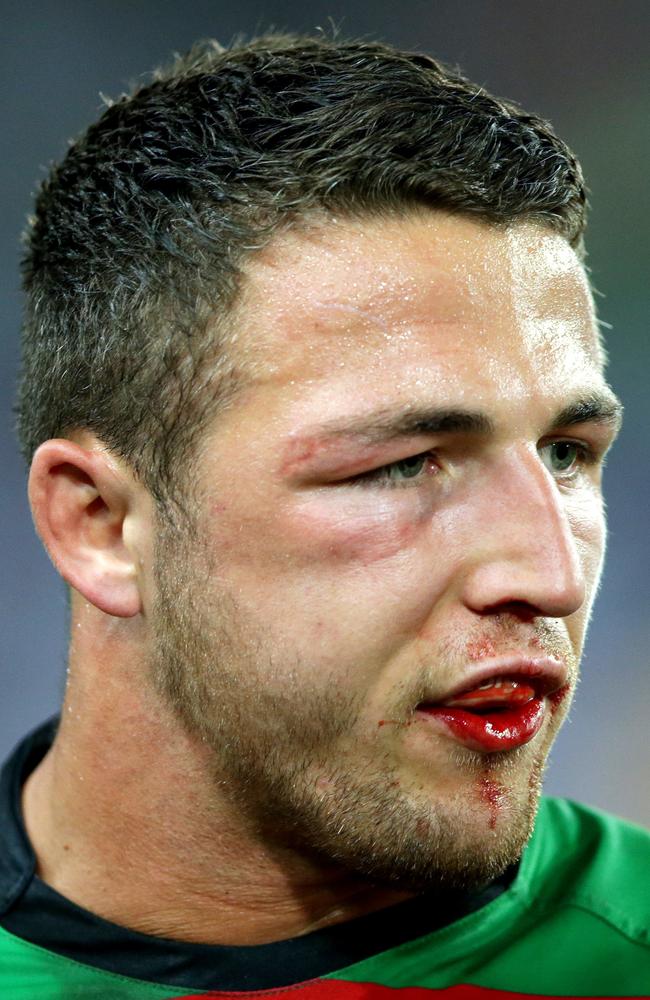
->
(415, 657), (570, 753)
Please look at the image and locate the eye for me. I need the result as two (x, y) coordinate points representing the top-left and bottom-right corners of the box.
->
(385, 455), (428, 481)
(539, 441), (590, 478)
(354, 452), (435, 487)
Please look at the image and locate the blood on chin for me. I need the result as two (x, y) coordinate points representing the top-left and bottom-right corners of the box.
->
(388, 709), (551, 837)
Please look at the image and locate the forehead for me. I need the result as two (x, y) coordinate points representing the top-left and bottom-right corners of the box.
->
(229, 210), (603, 418)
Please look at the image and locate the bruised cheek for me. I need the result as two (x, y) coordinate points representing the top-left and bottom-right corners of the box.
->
(204, 490), (431, 575)
(288, 494), (434, 566)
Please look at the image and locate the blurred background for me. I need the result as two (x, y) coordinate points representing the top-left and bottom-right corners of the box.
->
(1, 0), (648, 826)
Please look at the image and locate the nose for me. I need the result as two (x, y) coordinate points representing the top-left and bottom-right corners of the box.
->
(460, 446), (587, 620)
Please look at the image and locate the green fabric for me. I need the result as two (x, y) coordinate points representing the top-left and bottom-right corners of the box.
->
(0, 798), (648, 997)
(326, 798), (650, 995)
(0, 921), (207, 998)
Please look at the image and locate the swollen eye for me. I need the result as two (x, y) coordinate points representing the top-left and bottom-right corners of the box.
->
(386, 455), (428, 481)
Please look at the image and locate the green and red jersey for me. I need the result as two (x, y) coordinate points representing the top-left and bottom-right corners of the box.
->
(1, 721), (648, 998)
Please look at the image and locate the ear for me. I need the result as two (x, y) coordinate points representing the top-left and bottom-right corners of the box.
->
(28, 438), (146, 618)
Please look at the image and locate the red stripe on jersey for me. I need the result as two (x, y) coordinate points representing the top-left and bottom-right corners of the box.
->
(171, 980), (646, 999)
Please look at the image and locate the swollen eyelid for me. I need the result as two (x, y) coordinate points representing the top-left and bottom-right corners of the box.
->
(354, 452), (436, 487)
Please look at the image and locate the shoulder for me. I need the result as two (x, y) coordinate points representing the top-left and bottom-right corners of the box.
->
(521, 796), (650, 947)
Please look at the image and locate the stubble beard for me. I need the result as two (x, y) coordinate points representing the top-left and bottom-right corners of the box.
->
(149, 537), (551, 895)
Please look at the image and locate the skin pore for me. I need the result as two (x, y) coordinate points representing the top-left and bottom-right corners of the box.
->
(22, 209), (622, 945)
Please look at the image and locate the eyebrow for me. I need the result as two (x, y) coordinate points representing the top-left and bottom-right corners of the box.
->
(305, 391), (624, 445)
(553, 393), (624, 432)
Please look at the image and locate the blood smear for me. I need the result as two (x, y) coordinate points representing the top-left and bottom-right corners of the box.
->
(478, 773), (506, 830)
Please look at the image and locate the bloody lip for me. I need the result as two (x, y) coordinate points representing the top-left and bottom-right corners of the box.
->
(417, 697), (546, 752)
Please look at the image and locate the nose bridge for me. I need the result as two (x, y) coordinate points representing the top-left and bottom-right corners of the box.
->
(464, 445), (585, 617)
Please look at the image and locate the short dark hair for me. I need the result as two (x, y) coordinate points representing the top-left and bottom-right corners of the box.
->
(17, 33), (587, 517)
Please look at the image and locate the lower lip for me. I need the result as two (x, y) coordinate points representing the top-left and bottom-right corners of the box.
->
(417, 697), (546, 752)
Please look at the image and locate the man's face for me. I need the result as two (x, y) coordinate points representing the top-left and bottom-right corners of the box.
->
(151, 211), (620, 889)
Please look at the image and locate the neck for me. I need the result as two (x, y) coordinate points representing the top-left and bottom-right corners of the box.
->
(22, 613), (410, 945)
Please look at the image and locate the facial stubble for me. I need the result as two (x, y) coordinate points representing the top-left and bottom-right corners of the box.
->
(149, 534), (550, 895)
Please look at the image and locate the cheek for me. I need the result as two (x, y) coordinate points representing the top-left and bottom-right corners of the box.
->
(282, 496), (466, 642)
(569, 491), (607, 584)
(207, 491), (458, 660)
(290, 494), (431, 566)
(207, 488), (432, 568)
(564, 492), (607, 643)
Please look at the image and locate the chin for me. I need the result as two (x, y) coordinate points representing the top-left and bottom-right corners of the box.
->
(258, 746), (545, 895)
(344, 795), (536, 894)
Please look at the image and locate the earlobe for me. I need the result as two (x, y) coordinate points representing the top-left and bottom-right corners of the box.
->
(28, 439), (144, 618)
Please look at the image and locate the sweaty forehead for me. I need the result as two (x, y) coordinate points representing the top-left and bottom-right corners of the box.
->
(232, 210), (600, 380)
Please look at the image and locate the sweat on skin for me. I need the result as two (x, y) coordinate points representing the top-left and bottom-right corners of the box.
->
(23, 209), (622, 946)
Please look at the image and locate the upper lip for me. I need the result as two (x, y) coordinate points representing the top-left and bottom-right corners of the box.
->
(421, 655), (570, 705)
